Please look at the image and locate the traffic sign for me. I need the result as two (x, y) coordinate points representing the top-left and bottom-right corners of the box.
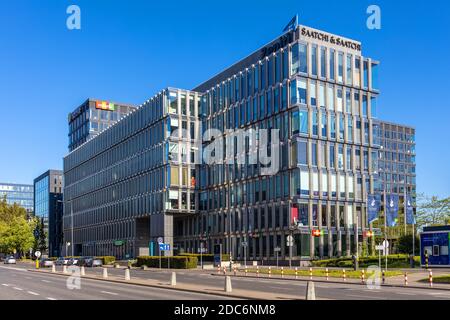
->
(382, 240), (389, 248)
(241, 241), (248, 247)
(286, 235), (294, 242)
(375, 245), (384, 250)
(157, 237), (164, 244)
(159, 243), (170, 251)
(34, 251), (41, 258)
(274, 247), (281, 252)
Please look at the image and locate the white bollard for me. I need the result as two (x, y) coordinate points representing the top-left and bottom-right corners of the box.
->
(80, 266), (85, 276)
(51, 264), (56, 273)
(225, 276), (232, 292)
(103, 267), (108, 279)
(306, 281), (316, 300)
(170, 272), (177, 286)
(125, 268), (130, 281)
(63, 265), (68, 274)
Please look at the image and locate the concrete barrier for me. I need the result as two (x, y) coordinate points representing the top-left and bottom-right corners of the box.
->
(81, 266), (85, 276)
(51, 264), (56, 273)
(103, 268), (108, 279)
(170, 272), (176, 286)
(125, 268), (130, 281)
(63, 265), (68, 274)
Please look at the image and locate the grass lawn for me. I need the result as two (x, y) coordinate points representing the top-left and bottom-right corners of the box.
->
(240, 268), (403, 279)
(419, 275), (450, 284)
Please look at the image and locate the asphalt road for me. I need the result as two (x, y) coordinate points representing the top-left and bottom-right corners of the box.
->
(0, 265), (236, 300)
(2, 263), (450, 300)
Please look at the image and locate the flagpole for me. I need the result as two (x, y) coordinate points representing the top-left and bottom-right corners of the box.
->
(384, 188), (387, 271)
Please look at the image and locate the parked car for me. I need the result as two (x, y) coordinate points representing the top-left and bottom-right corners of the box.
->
(67, 258), (79, 266)
(3, 256), (16, 264)
(55, 257), (69, 266)
(39, 259), (54, 268)
(81, 257), (103, 267)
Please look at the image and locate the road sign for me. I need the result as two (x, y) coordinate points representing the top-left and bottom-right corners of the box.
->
(157, 237), (164, 244)
(241, 241), (248, 247)
(34, 251), (41, 258)
(286, 235), (294, 242)
(375, 245), (384, 250)
(382, 240), (389, 248)
(274, 247), (281, 252)
(159, 243), (170, 251)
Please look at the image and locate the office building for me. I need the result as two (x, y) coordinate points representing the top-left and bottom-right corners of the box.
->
(63, 23), (415, 261)
(0, 182), (34, 213)
(34, 170), (64, 256)
(68, 98), (136, 151)
(374, 121), (416, 247)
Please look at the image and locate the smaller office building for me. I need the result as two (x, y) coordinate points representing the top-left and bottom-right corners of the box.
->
(68, 98), (136, 151)
(34, 170), (64, 257)
(420, 226), (450, 267)
(0, 182), (34, 214)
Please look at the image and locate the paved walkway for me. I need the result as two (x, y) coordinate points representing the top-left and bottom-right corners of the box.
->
(29, 269), (310, 300)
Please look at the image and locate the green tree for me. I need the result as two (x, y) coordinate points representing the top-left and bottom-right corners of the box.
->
(34, 217), (47, 252)
(0, 217), (35, 256)
(395, 234), (420, 254)
(416, 194), (450, 229)
(0, 196), (36, 257)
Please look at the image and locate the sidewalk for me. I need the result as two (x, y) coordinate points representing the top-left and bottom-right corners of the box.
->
(28, 268), (313, 300)
(223, 267), (450, 290)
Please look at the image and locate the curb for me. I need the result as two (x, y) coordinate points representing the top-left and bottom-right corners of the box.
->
(27, 269), (289, 300)
(211, 273), (450, 291)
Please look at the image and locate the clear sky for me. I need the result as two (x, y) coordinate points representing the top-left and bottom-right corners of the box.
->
(0, 0), (449, 198)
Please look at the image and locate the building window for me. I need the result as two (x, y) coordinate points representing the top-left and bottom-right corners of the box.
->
(320, 46), (326, 78)
(299, 109), (308, 135)
(311, 45), (317, 76)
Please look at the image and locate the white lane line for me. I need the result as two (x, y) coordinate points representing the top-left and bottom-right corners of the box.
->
(1, 284), (9, 287)
(27, 291), (39, 296)
(396, 292), (416, 296)
(13, 287), (23, 291)
(347, 294), (385, 300)
(46, 297), (57, 300)
(41, 280), (51, 283)
(100, 291), (118, 296)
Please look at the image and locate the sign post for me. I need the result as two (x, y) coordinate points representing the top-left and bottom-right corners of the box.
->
(34, 251), (41, 269)
(287, 234), (294, 268)
(274, 247), (281, 269)
(241, 241), (248, 267)
(375, 245), (384, 270)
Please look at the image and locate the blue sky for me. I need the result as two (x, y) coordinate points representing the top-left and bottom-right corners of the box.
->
(0, 0), (449, 197)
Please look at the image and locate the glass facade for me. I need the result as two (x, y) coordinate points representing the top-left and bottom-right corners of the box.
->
(68, 99), (137, 151)
(63, 24), (410, 261)
(0, 183), (33, 212)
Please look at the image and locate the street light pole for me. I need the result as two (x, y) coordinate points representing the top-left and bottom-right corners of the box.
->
(71, 200), (74, 257)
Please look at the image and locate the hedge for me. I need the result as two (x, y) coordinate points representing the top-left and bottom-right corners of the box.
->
(96, 256), (116, 265)
(136, 256), (198, 269)
(311, 254), (420, 268)
(179, 253), (230, 263)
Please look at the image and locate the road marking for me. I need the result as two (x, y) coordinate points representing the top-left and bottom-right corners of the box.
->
(395, 292), (416, 296)
(41, 280), (51, 283)
(27, 291), (39, 296)
(100, 291), (118, 296)
(13, 287), (23, 291)
(46, 297), (57, 300)
(0, 266), (27, 272)
(347, 294), (385, 300)
(1, 284), (9, 287)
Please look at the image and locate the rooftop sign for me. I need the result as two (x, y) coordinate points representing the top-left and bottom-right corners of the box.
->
(300, 26), (361, 52)
(96, 101), (116, 111)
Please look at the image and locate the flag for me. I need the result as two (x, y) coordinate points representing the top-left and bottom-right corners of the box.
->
(367, 194), (381, 224)
(386, 194), (399, 227)
(283, 14), (298, 32)
(291, 207), (299, 225)
(405, 195), (415, 225)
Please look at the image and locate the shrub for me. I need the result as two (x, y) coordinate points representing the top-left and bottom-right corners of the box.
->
(311, 254), (420, 268)
(136, 256), (198, 269)
(179, 253), (230, 263)
(95, 256), (116, 265)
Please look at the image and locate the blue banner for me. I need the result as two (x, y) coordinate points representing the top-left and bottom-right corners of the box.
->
(405, 195), (415, 225)
(386, 194), (399, 227)
(367, 194), (381, 224)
